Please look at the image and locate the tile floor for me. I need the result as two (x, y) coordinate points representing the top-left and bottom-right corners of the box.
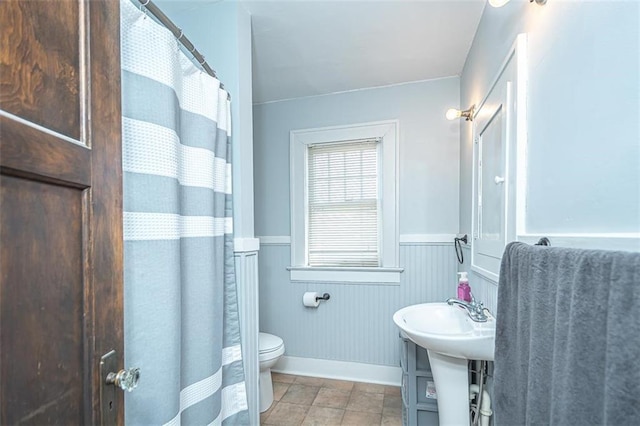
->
(260, 373), (402, 426)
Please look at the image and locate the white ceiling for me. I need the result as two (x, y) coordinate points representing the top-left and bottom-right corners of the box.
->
(241, 0), (486, 104)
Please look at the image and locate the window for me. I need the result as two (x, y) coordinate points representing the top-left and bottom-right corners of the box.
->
(289, 121), (402, 283)
(307, 139), (379, 267)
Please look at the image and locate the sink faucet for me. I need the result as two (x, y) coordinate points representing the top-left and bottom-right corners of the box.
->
(446, 294), (489, 322)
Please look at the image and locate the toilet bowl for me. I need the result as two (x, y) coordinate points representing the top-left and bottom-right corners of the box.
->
(259, 332), (285, 412)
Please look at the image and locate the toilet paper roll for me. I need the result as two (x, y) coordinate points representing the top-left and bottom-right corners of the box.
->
(303, 292), (321, 308)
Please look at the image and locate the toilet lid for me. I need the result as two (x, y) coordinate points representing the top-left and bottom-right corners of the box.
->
(259, 332), (283, 353)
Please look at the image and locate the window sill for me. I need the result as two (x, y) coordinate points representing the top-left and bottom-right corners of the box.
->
(287, 266), (404, 284)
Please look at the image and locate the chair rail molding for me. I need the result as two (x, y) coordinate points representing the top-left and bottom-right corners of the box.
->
(260, 234), (459, 245)
(234, 237), (260, 253)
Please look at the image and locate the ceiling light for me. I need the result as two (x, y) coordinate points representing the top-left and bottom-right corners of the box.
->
(446, 106), (475, 122)
(489, 0), (547, 7)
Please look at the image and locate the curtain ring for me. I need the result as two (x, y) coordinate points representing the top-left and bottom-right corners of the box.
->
(140, 0), (150, 18)
(199, 56), (206, 65)
(177, 29), (184, 40)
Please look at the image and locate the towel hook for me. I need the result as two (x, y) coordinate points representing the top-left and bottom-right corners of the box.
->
(535, 237), (551, 246)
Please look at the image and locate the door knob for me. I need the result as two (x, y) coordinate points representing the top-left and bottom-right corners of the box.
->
(494, 176), (505, 184)
(100, 351), (137, 423)
(106, 367), (140, 392)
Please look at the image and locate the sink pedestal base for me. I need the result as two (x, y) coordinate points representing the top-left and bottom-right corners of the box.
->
(427, 350), (470, 426)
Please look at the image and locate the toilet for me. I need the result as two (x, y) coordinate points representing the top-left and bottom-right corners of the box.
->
(259, 332), (285, 412)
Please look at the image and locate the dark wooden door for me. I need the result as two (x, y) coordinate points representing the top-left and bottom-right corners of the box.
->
(0, 0), (124, 424)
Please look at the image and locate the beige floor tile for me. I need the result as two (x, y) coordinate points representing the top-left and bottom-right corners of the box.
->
(381, 413), (402, 426)
(384, 385), (401, 396)
(341, 410), (382, 426)
(353, 382), (386, 394)
(295, 376), (326, 387)
(263, 402), (309, 426)
(382, 394), (402, 419)
(346, 391), (384, 414)
(382, 405), (402, 418)
(272, 373), (297, 383)
(260, 401), (276, 424)
(274, 382), (290, 401)
(322, 379), (355, 391)
(281, 384), (321, 406)
(302, 406), (345, 426)
(383, 395), (402, 409)
(261, 375), (400, 426)
(313, 387), (352, 409)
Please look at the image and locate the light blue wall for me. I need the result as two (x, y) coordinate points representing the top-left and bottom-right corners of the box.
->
(458, 0), (639, 308)
(459, 0), (640, 237)
(259, 242), (458, 366)
(254, 77), (461, 237)
(253, 78), (463, 367)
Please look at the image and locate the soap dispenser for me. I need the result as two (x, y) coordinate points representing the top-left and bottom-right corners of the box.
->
(457, 272), (472, 302)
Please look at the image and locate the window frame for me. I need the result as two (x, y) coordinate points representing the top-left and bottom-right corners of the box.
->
(289, 120), (402, 284)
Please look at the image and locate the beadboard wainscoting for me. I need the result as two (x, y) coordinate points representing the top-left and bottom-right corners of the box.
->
(258, 237), (459, 383)
(458, 245), (498, 314)
(234, 242), (260, 426)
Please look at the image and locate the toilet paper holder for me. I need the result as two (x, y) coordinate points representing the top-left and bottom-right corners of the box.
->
(316, 293), (331, 302)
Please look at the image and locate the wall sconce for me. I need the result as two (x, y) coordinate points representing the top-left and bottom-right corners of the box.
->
(446, 106), (475, 122)
(489, 0), (546, 7)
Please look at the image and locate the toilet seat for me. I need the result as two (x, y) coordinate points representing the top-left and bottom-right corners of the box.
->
(259, 332), (284, 362)
(259, 332), (284, 353)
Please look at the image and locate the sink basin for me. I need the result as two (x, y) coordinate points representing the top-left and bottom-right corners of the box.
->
(393, 302), (496, 361)
(393, 302), (496, 425)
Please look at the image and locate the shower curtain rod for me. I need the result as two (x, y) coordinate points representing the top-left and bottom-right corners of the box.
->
(136, 0), (230, 99)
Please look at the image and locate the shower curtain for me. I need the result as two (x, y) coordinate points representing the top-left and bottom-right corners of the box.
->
(120, 1), (249, 424)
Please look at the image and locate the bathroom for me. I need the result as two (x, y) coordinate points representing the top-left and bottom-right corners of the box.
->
(0, 0), (638, 425)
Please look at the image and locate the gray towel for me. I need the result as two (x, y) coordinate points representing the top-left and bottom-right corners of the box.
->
(494, 242), (640, 426)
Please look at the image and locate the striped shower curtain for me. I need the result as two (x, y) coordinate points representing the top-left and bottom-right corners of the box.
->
(120, 1), (249, 424)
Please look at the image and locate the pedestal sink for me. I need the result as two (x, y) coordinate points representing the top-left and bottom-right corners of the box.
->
(393, 302), (495, 426)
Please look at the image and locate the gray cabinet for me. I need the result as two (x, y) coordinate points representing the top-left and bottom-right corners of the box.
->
(400, 334), (439, 425)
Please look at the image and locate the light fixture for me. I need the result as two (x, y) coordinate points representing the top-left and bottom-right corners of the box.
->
(489, 0), (547, 7)
(446, 105), (475, 122)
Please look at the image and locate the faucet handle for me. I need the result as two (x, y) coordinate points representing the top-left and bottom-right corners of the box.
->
(469, 293), (484, 310)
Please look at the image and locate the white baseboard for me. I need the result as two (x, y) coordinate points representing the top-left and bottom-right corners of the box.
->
(271, 356), (401, 386)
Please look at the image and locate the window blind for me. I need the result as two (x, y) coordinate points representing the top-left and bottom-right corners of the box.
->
(307, 139), (380, 267)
